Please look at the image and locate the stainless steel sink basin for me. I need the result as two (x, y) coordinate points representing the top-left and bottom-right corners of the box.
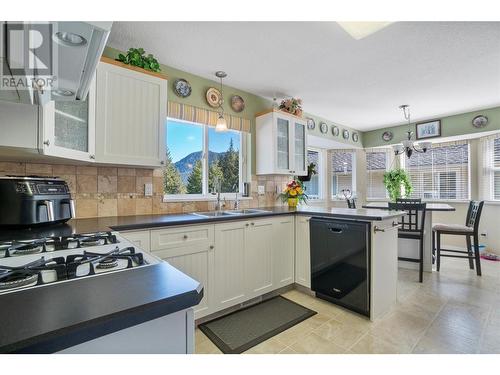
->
(192, 211), (236, 218)
(225, 209), (271, 215)
(192, 209), (271, 218)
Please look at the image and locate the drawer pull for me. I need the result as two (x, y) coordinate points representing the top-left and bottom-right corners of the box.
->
(209, 245), (214, 250)
(374, 226), (385, 233)
(183, 235), (188, 240)
(251, 222), (255, 226)
(245, 223), (249, 227)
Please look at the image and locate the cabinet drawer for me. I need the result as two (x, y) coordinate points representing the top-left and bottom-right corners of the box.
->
(151, 225), (214, 251)
(120, 230), (151, 252)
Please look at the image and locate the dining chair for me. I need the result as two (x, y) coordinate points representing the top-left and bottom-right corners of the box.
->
(346, 198), (356, 209)
(432, 201), (484, 276)
(396, 198), (422, 204)
(389, 202), (427, 282)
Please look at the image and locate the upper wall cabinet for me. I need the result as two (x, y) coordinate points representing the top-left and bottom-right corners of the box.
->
(95, 58), (167, 167)
(38, 79), (96, 162)
(255, 109), (307, 176)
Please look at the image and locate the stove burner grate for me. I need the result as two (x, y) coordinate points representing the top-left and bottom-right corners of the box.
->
(0, 257), (67, 291)
(96, 258), (118, 269)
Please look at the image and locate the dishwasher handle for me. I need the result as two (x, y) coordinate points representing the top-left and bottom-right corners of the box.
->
(329, 227), (343, 234)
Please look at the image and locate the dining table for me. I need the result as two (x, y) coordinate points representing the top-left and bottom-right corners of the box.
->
(362, 202), (456, 273)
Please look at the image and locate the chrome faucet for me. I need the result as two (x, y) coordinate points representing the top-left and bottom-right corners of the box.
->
(213, 177), (224, 212)
(233, 184), (240, 210)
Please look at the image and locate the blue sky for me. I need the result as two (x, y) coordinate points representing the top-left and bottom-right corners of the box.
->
(167, 120), (240, 163)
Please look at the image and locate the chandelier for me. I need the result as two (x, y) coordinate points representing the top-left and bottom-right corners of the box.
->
(392, 105), (432, 158)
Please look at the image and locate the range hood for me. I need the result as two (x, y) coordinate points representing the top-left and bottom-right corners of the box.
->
(1, 21), (112, 105)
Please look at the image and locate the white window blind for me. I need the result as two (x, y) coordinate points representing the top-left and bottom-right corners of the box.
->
(480, 133), (500, 200)
(366, 148), (392, 199)
(404, 140), (470, 200)
(303, 149), (321, 199)
(331, 150), (355, 197)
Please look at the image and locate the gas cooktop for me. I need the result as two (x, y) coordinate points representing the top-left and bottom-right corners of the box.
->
(0, 232), (160, 295)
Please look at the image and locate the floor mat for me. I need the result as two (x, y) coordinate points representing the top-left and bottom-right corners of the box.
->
(198, 296), (317, 354)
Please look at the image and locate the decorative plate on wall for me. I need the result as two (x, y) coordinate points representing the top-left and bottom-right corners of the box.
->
(472, 115), (488, 128)
(319, 122), (328, 134)
(173, 78), (192, 98)
(382, 131), (393, 142)
(342, 129), (350, 140)
(331, 126), (339, 137)
(206, 87), (222, 108)
(231, 95), (245, 113)
(352, 133), (359, 142)
(306, 118), (315, 130)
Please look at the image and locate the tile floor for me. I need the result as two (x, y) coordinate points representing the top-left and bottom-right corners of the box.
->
(195, 257), (500, 354)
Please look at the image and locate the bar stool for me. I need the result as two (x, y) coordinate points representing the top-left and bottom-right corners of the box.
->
(432, 200), (484, 276)
(346, 198), (356, 208)
(389, 202), (427, 283)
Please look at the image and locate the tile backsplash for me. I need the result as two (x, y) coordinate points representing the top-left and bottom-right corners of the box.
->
(0, 161), (290, 218)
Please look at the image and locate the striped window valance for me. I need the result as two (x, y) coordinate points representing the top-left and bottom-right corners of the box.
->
(168, 101), (251, 132)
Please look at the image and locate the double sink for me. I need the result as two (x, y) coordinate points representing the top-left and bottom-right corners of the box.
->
(192, 209), (271, 218)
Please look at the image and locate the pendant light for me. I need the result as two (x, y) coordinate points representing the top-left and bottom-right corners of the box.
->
(392, 105), (432, 158)
(215, 71), (228, 132)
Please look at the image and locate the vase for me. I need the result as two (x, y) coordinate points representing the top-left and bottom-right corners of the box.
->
(288, 197), (298, 208)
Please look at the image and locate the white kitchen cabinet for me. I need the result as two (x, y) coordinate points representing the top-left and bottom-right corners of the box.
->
(213, 221), (248, 310)
(256, 109), (307, 176)
(95, 58), (167, 167)
(295, 216), (311, 288)
(245, 218), (274, 298)
(150, 225), (214, 319)
(38, 79), (96, 162)
(120, 230), (151, 252)
(273, 216), (295, 288)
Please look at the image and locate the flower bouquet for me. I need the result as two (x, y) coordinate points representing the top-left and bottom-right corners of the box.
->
(278, 179), (308, 208)
(279, 97), (303, 117)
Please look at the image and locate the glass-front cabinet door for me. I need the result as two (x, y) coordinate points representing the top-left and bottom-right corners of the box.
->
(275, 116), (290, 173)
(39, 79), (96, 162)
(294, 120), (307, 175)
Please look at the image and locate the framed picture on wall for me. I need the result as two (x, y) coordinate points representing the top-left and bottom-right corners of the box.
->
(416, 119), (441, 140)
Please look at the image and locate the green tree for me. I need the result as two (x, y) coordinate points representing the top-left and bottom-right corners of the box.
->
(186, 159), (203, 194)
(209, 159), (224, 193)
(219, 138), (239, 192)
(164, 147), (185, 194)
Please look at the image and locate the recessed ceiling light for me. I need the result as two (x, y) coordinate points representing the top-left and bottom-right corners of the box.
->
(52, 89), (75, 97)
(53, 31), (87, 47)
(337, 22), (393, 40)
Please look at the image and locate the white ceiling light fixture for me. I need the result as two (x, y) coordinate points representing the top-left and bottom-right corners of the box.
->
(337, 22), (392, 40)
(215, 71), (228, 132)
(392, 105), (432, 158)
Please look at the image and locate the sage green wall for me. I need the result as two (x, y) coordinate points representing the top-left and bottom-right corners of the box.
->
(103, 47), (361, 175)
(363, 106), (500, 148)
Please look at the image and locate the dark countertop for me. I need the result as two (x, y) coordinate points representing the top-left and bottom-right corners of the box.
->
(362, 202), (456, 211)
(0, 261), (203, 353)
(0, 206), (405, 241)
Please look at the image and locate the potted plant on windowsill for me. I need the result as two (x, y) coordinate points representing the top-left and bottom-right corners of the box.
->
(298, 162), (317, 182)
(383, 168), (413, 202)
(278, 179), (308, 208)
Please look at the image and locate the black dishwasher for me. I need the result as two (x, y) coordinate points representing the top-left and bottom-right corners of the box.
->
(310, 218), (370, 317)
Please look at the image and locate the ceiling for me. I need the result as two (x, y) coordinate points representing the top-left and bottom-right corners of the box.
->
(108, 22), (500, 131)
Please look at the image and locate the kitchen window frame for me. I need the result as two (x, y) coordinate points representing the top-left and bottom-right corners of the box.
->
(163, 117), (248, 202)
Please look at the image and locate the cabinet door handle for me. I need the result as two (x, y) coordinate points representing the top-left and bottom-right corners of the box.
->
(89, 154), (95, 160)
(374, 226), (385, 233)
(160, 160), (165, 165)
(183, 234), (188, 239)
(209, 245), (214, 250)
(43, 139), (50, 146)
(251, 222), (255, 226)
(245, 223), (249, 227)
